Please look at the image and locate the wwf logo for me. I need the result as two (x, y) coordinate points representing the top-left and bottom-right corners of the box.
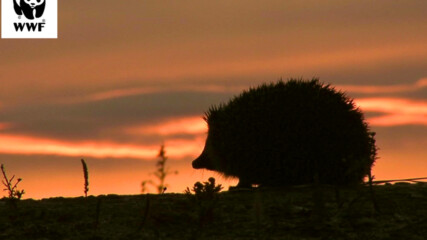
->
(13, 0), (46, 20)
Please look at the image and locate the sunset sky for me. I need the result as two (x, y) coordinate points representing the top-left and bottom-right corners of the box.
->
(0, 0), (426, 199)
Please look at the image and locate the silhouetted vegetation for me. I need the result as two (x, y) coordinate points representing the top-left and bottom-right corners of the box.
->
(185, 177), (223, 199)
(193, 78), (377, 187)
(1, 163), (25, 204)
(185, 177), (223, 239)
(142, 144), (178, 194)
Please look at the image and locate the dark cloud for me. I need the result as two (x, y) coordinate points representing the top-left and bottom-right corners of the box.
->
(1, 75), (426, 142)
(325, 62), (426, 86)
(374, 125), (427, 150)
(346, 87), (427, 100)
(0, 91), (234, 141)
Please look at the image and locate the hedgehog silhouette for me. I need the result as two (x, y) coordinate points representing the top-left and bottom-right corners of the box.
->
(192, 78), (377, 188)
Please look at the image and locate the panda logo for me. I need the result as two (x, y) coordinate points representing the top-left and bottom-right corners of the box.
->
(13, 0), (46, 20)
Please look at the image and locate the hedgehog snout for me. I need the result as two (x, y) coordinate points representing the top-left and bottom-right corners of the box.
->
(192, 159), (202, 169)
(192, 150), (213, 170)
(192, 153), (205, 169)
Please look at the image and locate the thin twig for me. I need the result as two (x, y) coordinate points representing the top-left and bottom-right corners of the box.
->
(370, 177), (427, 184)
(1, 164), (15, 197)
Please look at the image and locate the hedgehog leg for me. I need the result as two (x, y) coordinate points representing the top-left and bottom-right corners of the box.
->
(228, 177), (252, 190)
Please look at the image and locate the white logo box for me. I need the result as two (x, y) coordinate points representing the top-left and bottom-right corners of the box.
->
(1, 0), (57, 39)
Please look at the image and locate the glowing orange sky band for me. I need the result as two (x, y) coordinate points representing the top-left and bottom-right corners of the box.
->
(357, 98), (427, 126)
(0, 134), (204, 160)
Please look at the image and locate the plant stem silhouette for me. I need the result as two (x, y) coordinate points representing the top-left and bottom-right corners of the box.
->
(81, 159), (89, 197)
(1, 163), (25, 200)
(142, 144), (178, 194)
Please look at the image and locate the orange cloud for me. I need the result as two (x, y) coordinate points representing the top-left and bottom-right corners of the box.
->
(0, 134), (204, 160)
(0, 122), (13, 131)
(337, 78), (427, 94)
(367, 114), (427, 127)
(356, 98), (427, 126)
(126, 116), (207, 136)
(165, 137), (206, 158)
